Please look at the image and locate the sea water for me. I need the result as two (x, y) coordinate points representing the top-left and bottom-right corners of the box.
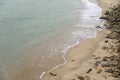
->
(0, 0), (102, 80)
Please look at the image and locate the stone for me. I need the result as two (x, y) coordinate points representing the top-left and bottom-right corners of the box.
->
(104, 40), (109, 43)
(49, 72), (57, 76)
(86, 68), (92, 74)
(77, 76), (85, 80)
(102, 57), (108, 61)
(97, 69), (102, 74)
(105, 69), (113, 73)
(101, 46), (107, 50)
(96, 26), (101, 29)
(104, 10), (110, 15)
(106, 34), (116, 39)
(94, 61), (101, 67)
(72, 60), (75, 62)
(117, 62), (120, 68)
(100, 16), (109, 20)
(116, 45), (120, 53)
(97, 4), (120, 79)
(101, 60), (118, 67)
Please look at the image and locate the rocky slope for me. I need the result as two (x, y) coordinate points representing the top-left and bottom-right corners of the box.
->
(97, 3), (120, 79)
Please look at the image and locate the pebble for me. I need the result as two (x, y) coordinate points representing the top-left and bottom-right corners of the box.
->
(97, 69), (102, 74)
(86, 68), (92, 74)
(49, 72), (57, 76)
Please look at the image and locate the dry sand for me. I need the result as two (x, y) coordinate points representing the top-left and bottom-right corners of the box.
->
(42, 0), (119, 80)
(98, 0), (119, 10)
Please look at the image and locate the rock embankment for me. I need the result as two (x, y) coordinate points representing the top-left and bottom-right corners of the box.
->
(97, 3), (120, 79)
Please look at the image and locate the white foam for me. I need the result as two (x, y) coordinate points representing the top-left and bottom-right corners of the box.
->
(62, 40), (80, 54)
(80, 0), (102, 28)
(40, 72), (46, 79)
(82, 0), (101, 11)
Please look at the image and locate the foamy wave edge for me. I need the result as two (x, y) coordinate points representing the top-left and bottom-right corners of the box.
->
(39, 30), (102, 80)
(39, 0), (104, 79)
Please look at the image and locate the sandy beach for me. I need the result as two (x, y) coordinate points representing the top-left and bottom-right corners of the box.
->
(42, 30), (106, 80)
(42, 0), (120, 80)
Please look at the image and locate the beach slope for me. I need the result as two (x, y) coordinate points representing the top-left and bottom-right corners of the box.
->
(42, 0), (120, 80)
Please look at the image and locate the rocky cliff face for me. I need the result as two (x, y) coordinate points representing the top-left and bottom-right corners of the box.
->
(99, 3), (120, 78)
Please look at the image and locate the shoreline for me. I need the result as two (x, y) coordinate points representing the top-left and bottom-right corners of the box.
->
(42, 0), (105, 80)
(42, 30), (106, 80)
(40, 30), (104, 80)
(42, 0), (120, 80)
(40, 0), (103, 79)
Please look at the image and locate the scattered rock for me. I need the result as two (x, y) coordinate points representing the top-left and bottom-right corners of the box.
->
(105, 69), (113, 73)
(100, 16), (109, 20)
(96, 26), (102, 29)
(95, 57), (101, 60)
(77, 75), (85, 80)
(98, 3), (120, 79)
(101, 46), (108, 50)
(104, 40), (109, 43)
(72, 60), (75, 62)
(116, 45), (120, 53)
(105, 34), (116, 39)
(86, 68), (92, 74)
(49, 72), (57, 76)
(97, 69), (102, 74)
(94, 61), (101, 67)
(102, 57), (109, 61)
(101, 60), (118, 67)
(104, 10), (110, 15)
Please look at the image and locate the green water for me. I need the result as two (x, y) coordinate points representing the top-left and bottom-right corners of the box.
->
(0, 0), (102, 80)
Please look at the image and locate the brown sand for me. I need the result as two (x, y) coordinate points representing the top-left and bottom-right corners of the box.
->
(42, 0), (119, 80)
(42, 31), (106, 80)
(98, 0), (119, 10)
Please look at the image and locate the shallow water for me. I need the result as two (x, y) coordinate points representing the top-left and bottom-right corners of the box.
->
(0, 0), (102, 80)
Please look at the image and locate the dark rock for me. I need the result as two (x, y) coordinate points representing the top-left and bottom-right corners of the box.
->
(86, 68), (92, 74)
(94, 61), (101, 67)
(105, 34), (116, 39)
(104, 10), (110, 15)
(49, 72), (57, 76)
(117, 62), (120, 68)
(106, 60), (118, 66)
(101, 46), (108, 50)
(112, 5), (118, 10)
(96, 26), (101, 29)
(97, 69), (102, 74)
(72, 60), (75, 62)
(98, 3), (120, 79)
(102, 57), (108, 61)
(101, 60), (118, 67)
(104, 40), (109, 43)
(100, 16), (109, 20)
(116, 45), (120, 53)
(77, 76), (85, 80)
(105, 69), (113, 73)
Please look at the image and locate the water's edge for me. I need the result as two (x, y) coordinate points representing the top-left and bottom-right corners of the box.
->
(40, 0), (104, 79)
